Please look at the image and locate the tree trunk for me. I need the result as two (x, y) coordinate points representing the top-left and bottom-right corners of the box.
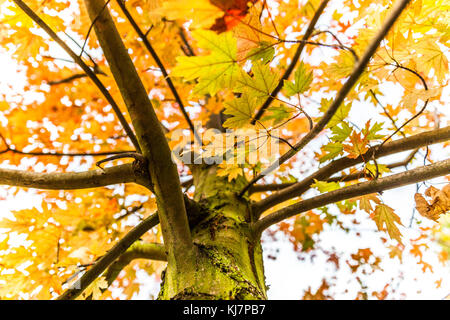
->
(158, 165), (267, 300)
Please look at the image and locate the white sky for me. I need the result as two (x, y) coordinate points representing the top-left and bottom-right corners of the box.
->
(0, 0), (449, 300)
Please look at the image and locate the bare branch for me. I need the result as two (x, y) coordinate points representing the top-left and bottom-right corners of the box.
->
(58, 212), (160, 300)
(254, 126), (450, 214)
(253, 158), (450, 235)
(249, 149), (418, 193)
(251, 0), (330, 124)
(249, 182), (296, 194)
(326, 148), (418, 182)
(12, 0), (140, 152)
(83, 0), (193, 267)
(0, 133), (134, 157)
(57, 193), (206, 300)
(102, 241), (166, 289)
(240, 0), (411, 196)
(115, 0), (202, 145)
(0, 163), (147, 190)
(48, 73), (94, 86)
(178, 26), (195, 57)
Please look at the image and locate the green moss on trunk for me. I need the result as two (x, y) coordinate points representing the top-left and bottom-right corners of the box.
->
(158, 166), (267, 300)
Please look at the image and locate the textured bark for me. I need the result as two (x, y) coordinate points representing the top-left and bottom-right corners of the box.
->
(84, 0), (196, 296)
(0, 163), (148, 190)
(158, 166), (266, 300)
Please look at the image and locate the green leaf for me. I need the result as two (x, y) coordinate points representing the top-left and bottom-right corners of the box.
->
(247, 41), (275, 64)
(283, 62), (313, 96)
(363, 121), (384, 140)
(364, 163), (390, 176)
(223, 91), (258, 128)
(319, 99), (352, 128)
(311, 179), (341, 193)
(319, 142), (343, 163)
(172, 30), (238, 96)
(261, 104), (294, 125)
(280, 174), (297, 183)
(330, 122), (352, 142)
(234, 62), (279, 100)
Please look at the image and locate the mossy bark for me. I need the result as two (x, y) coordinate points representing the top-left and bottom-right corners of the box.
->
(158, 166), (267, 300)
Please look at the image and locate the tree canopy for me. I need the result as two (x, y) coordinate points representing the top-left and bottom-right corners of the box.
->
(0, 0), (448, 299)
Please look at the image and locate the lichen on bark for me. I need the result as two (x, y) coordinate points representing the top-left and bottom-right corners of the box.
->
(158, 165), (267, 300)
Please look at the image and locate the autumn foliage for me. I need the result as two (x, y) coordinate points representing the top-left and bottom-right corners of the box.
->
(0, 0), (448, 300)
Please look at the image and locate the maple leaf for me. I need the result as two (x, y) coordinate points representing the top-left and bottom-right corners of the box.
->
(357, 193), (381, 213)
(364, 163), (390, 177)
(80, 276), (108, 300)
(330, 122), (352, 142)
(232, 2), (273, 60)
(222, 91), (258, 128)
(210, 0), (259, 32)
(402, 87), (443, 112)
(342, 131), (369, 159)
(172, 30), (238, 95)
(362, 121), (384, 141)
(319, 142), (344, 163)
(311, 180), (341, 193)
(283, 62), (313, 96)
(415, 38), (449, 83)
(234, 61), (279, 101)
(156, 0), (224, 29)
(217, 163), (242, 181)
(320, 100), (352, 128)
(247, 41), (275, 64)
(325, 50), (355, 79)
(302, 279), (331, 300)
(261, 105), (295, 125)
(371, 204), (403, 244)
(388, 245), (403, 262)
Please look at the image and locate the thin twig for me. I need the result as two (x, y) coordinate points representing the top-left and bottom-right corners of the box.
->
(115, 0), (202, 145)
(57, 212), (160, 300)
(239, 0), (411, 197)
(253, 158), (450, 235)
(251, 0), (330, 124)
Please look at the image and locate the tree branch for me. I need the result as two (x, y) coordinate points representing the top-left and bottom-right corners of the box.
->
(254, 126), (450, 214)
(47, 72), (98, 86)
(253, 158), (450, 235)
(102, 241), (166, 289)
(115, 0), (202, 145)
(249, 182), (296, 194)
(13, 0), (141, 152)
(83, 0), (193, 269)
(326, 148), (418, 183)
(57, 193), (206, 300)
(0, 163), (147, 190)
(57, 212), (160, 300)
(240, 0), (411, 196)
(251, 0), (330, 124)
(178, 26), (195, 57)
(249, 149), (417, 193)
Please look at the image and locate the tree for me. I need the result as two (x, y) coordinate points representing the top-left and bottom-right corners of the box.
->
(0, 0), (448, 300)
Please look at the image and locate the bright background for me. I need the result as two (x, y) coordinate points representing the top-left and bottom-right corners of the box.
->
(0, 0), (449, 299)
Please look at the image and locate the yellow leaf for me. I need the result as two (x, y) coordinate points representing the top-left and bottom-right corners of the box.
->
(80, 276), (108, 300)
(371, 204), (403, 244)
(156, 0), (223, 29)
(217, 164), (242, 182)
